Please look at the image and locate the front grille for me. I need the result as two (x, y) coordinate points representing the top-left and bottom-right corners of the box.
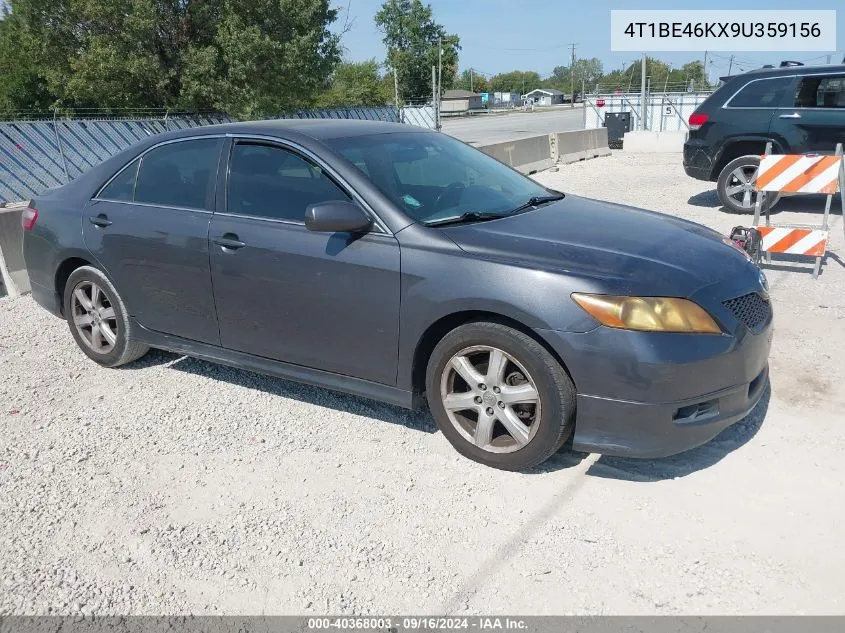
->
(722, 292), (771, 331)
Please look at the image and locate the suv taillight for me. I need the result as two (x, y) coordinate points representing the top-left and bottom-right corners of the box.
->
(21, 207), (38, 231)
(689, 113), (709, 131)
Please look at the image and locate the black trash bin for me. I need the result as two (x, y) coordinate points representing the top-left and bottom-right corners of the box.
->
(604, 111), (631, 150)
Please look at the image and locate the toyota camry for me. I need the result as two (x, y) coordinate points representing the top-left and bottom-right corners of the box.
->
(22, 120), (772, 470)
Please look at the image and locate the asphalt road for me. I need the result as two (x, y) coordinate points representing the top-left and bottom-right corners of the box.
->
(441, 107), (585, 146)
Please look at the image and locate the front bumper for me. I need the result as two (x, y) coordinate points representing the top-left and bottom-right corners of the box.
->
(536, 309), (772, 458)
(572, 365), (768, 458)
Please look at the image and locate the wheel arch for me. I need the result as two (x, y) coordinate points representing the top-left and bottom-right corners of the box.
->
(411, 310), (577, 398)
(54, 256), (95, 316)
(712, 137), (783, 179)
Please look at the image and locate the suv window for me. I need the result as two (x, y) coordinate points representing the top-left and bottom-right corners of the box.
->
(134, 139), (219, 209)
(794, 75), (845, 108)
(228, 143), (351, 222)
(98, 158), (140, 201)
(727, 77), (793, 108)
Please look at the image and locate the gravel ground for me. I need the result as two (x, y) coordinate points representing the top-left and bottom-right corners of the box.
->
(2, 151), (845, 616)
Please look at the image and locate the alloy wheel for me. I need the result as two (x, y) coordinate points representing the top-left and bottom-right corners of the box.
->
(70, 281), (118, 355)
(439, 345), (541, 453)
(724, 164), (760, 210)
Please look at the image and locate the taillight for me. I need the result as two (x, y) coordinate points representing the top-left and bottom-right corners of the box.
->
(21, 207), (38, 231)
(689, 113), (709, 131)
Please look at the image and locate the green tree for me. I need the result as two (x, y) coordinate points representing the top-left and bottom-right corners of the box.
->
(543, 58), (603, 94)
(0, 6), (54, 111)
(453, 68), (488, 93)
(597, 57), (675, 92)
(543, 66), (570, 92)
(571, 58), (603, 91)
(316, 59), (392, 107)
(375, 0), (460, 101)
(0, 0), (343, 117)
(489, 70), (540, 94)
(680, 61), (709, 90)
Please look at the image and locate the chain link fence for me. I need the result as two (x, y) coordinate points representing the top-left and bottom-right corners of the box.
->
(583, 91), (713, 134)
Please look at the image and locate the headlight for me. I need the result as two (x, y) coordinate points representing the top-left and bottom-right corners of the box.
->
(571, 293), (722, 334)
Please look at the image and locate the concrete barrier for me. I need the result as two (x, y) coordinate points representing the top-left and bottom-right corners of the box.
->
(478, 135), (553, 175)
(622, 130), (688, 153)
(552, 128), (612, 164)
(478, 128), (612, 175)
(0, 202), (31, 298)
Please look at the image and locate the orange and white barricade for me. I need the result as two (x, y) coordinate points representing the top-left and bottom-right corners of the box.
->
(753, 143), (845, 279)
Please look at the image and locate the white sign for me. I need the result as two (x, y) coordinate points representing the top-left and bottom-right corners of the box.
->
(611, 10), (836, 51)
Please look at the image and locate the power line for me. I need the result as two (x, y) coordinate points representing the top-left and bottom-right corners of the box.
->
(496, 43), (575, 52)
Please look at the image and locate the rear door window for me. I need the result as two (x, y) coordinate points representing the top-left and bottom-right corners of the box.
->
(727, 77), (793, 108)
(794, 75), (845, 108)
(98, 158), (140, 201)
(134, 138), (220, 210)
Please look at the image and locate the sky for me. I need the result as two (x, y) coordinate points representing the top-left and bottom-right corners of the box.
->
(334, 0), (844, 79)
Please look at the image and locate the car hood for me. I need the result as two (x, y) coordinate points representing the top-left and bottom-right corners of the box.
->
(441, 195), (753, 296)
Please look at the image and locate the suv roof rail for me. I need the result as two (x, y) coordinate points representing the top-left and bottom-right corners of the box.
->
(779, 60), (804, 67)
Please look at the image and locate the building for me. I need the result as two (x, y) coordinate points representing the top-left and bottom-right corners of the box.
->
(440, 89), (483, 114)
(523, 88), (566, 106)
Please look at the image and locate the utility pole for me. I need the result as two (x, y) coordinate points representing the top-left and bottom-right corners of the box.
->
(470, 68), (474, 92)
(569, 43), (577, 107)
(826, 54), (832, 64)
(432, 65), (440, 131)
(437, 36), (443, 101)
(702, 50), (708, 88)
(393, 67), (400, 110)
(728, 54), (735, 75)
(640, 52), (647, 130)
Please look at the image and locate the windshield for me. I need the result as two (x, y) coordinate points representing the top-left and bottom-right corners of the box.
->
(325, 131), (553, 225)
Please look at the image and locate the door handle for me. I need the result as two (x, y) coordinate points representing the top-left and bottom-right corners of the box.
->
(213, 234), (246, 250)
(89, 214), (112, 228)
(779, 112), (801, 119)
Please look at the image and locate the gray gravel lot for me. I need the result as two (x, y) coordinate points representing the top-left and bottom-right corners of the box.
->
(2, 151), (845, 616)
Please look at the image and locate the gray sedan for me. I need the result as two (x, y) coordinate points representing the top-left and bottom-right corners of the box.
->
(22, 120), (772, 470)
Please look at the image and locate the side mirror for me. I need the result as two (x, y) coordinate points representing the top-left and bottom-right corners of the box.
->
(304, 200), (373, 234)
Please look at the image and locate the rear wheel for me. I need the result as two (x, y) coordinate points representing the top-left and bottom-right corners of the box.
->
(63, 266), (149, 367)
(717, 155), (780, 214)
(425, 322), (576, 471)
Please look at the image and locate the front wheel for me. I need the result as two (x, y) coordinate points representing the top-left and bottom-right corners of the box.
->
(425, 322), (576, 471)
(63, 266), (149, 367)
(717, 155), (781, 215)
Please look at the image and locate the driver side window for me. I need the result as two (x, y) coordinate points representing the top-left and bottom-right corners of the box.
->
(228, 142), (351, 223)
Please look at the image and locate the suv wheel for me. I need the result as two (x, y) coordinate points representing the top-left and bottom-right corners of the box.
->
(717, 155), (780, 214)
(425, 322), (576, 471)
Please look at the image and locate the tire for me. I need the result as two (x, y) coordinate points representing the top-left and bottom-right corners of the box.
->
(717, 155), (781, 215)
(425, 322), (576, 471)
(63, 265), (149, 367)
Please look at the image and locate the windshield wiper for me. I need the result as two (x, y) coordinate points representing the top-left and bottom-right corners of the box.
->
(508, 193), (565, 215)
(424, 211), (509, 227)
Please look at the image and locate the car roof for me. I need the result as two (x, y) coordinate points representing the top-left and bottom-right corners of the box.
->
(159, 118), (433, 142)
(726, 63), (845, 82)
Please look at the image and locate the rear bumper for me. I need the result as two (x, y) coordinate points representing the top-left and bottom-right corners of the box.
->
(30, 279), (63, 318)
(536, 314), (773, 458)
(683, 141), (715, 181)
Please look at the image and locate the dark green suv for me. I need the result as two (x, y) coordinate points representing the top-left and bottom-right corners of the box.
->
(684, 64), (845, 213)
